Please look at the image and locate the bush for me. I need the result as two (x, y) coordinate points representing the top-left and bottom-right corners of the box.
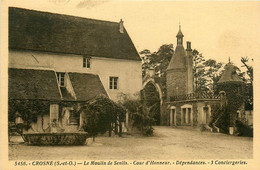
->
(123, 99), (154, 136)
(81, 95), (126, 141)
(8, 99), (49, 141)
(235, 120), (253, 137)
(143, 126), (154, 136)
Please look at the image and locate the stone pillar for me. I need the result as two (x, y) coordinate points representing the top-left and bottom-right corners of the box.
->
(170, 109), (173, 126)
(126, 110), (129, 129)
(190, 109), (193, 126)
(80, 113), (83, 127)
(50, 103), (59, 124)
(181, 109), (183, 125)
(185, 108), (188, 124)
(229, 127), (234, 135)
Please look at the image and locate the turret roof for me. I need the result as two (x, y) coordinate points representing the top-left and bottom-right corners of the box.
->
(166, 45), (186, 70)
(218, 62), (243, 83)
(176, 29), (184, 37)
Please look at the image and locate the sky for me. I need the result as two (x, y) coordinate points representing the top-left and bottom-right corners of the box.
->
(3, 0), (260, 68)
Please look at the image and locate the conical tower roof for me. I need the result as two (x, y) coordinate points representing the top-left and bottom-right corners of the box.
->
(176, 29), (184, 37)
(167, 25), (186, 71)
(218, 62), (243, 83)
(167, 45), (186, 70)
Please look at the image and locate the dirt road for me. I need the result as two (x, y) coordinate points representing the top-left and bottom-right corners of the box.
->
(9, 126), (253, 160)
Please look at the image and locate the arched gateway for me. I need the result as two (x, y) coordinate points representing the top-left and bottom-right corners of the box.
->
(142, 75), (163, 125)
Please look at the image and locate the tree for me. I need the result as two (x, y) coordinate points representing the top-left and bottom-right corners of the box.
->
(192, 49), (223, 94)
(203, 59), (223, 93)
(123, 99), (154, 136)
(240, 56), (253, 110)
(140, 49), (152, 77)
(81, 95), (126, 141)
(152, 44), (174, 76)
(8, 99), (49, 141)
(241, 57), (253, 82)
(192, 49), (205, 92)
(140, 44), (174, 102)
(140, 44), (174, 78)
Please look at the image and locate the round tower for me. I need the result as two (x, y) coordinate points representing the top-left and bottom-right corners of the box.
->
(166, 26), (193, 100)
(217, 60), (245, 134)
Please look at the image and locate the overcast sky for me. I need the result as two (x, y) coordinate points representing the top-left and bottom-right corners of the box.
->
(5, 0), (260, 68)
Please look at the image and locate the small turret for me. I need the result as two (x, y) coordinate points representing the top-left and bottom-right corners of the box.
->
(218, 60), (243, 84)
(176, 25), (184, 45)
(217, 58), (245, 134)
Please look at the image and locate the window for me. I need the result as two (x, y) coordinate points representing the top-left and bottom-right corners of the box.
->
(182, 108), (186, 123)
(170, 106), (176, 126)
(109, 77), (118, 89)
(56, 72), (65, 87)
(188, 108), (191, 123)
(83, 56), (91, 68)
(203, 106), (211, 124)
(69, 111), (79, 125)
(181, 104), (193, 125)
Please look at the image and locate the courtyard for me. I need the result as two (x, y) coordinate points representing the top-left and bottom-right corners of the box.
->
(9, 126), (253, 160)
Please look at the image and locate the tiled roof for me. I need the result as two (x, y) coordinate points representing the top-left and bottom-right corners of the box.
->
(218, 63), (243, 83)
(60, 87), (75, 101)
(68, 72), (108, 101)
(166, 45), (186, 70)
(9, 7), (141, 61)
(8, 68), (61, 100)
(9, 68), (108, 101)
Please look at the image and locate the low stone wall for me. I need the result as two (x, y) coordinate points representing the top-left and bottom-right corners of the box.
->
(23, 132), (88, 145)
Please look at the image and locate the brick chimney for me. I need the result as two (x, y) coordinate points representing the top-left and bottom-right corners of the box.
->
(186, 41), (191, 51)
(119, 19), (124, 33)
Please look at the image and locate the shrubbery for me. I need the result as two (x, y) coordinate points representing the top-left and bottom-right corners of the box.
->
(8, 99), (50, 140)
(8, 96), (126, 142)
(123, 100), (154, 136)
(210, 82), (252, 136)
(80, 95), (126, 141)
(235, 120), (253, 137)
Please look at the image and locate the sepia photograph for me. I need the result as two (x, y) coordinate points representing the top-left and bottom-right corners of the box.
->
(1, 0), (259, 169)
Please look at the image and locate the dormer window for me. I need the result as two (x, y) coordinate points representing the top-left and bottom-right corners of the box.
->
(56, 72), (65, 87)
(83, 56), (91, 68)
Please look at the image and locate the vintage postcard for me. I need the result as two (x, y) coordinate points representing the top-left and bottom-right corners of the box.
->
(1, 0), (259, 169)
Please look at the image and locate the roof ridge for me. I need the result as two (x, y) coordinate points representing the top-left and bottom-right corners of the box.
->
(9, 7), (119, 25)
(68, 72), (99, 76)
(9, 7), (141, 61)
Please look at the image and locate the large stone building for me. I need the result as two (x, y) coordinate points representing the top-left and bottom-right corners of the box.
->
(8, 7), (142, 132)
(161, 27), (220, 128)
(161, 26), (249, 135)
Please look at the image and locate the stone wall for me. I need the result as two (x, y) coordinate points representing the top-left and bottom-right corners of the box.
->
(166, 69), (187, 100)
(9, 49), (142, 101)
(162, 100), (219, 127)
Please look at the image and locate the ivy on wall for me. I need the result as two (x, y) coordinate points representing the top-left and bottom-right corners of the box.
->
(8, 99), (50, 129)
(210, 82), (245, 134)
(8, 99), (50, 140)
(8, 95), (126, 141)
